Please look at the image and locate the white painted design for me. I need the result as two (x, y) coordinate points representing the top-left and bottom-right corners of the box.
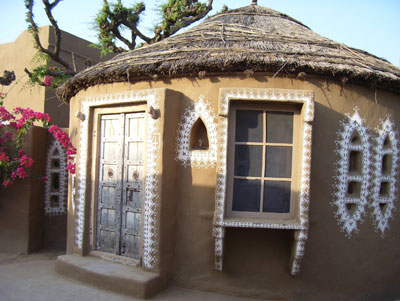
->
(332, 108), (371, 238)
(213, 88), (314, 275)
(222, 221), (304, 230)
(214, 227), (225, 271)
(291, 230), (307, 275)
(176, 95), (218, 168)
(75, 89), (162, 270)
(370, 116), (399, 237)
(70, 155), (76, 213)
(44, 139), (68, 216)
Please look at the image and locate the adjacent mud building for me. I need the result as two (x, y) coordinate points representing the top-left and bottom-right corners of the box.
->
(55, 3), (400, 299)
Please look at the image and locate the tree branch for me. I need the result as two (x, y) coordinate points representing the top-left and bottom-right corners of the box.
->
(25, 0), (74, 71)
(154, 0), (213, 42)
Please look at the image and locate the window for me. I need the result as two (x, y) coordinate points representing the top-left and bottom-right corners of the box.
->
(227, 103), (301, 220)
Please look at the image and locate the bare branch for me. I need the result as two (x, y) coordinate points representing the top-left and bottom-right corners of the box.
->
(25, 0), (46, 53)
(48, 0), (62, 9)
(25, 0), (74, 71)
(42, 0), (73, 70)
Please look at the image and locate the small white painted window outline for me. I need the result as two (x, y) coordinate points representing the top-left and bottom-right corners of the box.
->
(332, 109), (371, 238)
(44, 139), (68, 216)
(176, 95), (218, 168)
(370, 116), (399, 237)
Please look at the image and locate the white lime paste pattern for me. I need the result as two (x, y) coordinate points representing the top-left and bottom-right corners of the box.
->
(370, 116), (399, 237)
(75, 89), (162, 270)
(213, 88), (314, 275)
(176, 95), (218, 168)
(44, 139), (68, 216)
(332, 109), (371, 238)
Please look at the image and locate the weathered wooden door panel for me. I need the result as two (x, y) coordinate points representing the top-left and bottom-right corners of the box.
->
(96, 114), (123, 254)
(96, 112), (144, 260)
(121, 113), (144, 259)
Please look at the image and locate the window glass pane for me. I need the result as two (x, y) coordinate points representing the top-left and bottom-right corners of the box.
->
(263, 181), (291, 213)
(266, 112), (293, 143)
(265, 146), (292, 178)
(232, 179), (261, 212)
(234, 145), (263, 177)
(235, 110), (263, 142)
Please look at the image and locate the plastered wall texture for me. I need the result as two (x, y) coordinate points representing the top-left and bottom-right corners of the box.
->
(64, 76), (400, 300)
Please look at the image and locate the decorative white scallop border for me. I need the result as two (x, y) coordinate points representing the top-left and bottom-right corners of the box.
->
(176, 95), (218, 168)
(370, 115), (399, 237)
(75, 89), (162, 270)
(332, 108), (371, 238)
(213, 88), (314, 275)
(44, 139), (68, 216)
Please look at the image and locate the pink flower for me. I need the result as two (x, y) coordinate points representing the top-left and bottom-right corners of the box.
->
(43, 75), (53, 86)
(42, 176), (48, 182)
(4, 131), (13, 140)
(16, 167), (27, 179)
(67, 162), (76, 174)
(0, 152), (9, 162)
(19, 155), (34, 167)
(3, 180), (13, 187)
(0, 106), (14, 121)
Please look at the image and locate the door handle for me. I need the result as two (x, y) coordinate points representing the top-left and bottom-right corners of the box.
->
(127, 187), (141, 202)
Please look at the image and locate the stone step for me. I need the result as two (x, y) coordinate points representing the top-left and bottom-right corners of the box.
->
(55, 254), (163, 299)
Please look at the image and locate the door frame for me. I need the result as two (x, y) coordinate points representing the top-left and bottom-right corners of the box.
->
(73, 89), (164, 271)
(89, 104), (147, 265)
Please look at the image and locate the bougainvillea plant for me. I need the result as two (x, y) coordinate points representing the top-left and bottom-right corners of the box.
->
(0, 90), (76, 188)
(24, 53), (73, 89)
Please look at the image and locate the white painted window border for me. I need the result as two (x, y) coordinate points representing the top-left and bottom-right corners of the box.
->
(370, 115), (399, 237)
(213, 87), (314, 275)
(74, 89), (162, 270)
(44, 139), (68, 216)
(176, 95), (218, 168)
(332, 108), (371, 238)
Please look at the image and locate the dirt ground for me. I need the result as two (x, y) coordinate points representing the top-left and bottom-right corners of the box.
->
(0, 251), (258, 301)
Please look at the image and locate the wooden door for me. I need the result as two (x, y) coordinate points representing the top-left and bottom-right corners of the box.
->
(96, 111), (145, 260)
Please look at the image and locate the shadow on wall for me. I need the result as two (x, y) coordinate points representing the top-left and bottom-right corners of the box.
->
(0, 127), (47, 253)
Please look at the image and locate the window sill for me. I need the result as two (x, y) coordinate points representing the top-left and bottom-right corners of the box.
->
(221, 217), (305, 230)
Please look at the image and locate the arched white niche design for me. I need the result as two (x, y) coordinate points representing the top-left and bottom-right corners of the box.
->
(332, 108), (371, 238)
(213, 87), (314, 275)
(176, 95), (218, 168)
(44, 139), (68, 216)
(370, 116), (399, 237)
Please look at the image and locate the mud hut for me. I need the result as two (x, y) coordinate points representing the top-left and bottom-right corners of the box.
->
(56, 2), (400, 299)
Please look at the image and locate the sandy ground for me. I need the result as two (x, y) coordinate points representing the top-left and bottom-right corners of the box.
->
(0, 251), (257, 301)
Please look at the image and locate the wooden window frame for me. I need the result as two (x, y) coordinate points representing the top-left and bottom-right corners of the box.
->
(226, 102), (301, 221)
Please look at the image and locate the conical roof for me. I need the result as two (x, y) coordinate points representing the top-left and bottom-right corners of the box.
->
(57, 4), (400, 102)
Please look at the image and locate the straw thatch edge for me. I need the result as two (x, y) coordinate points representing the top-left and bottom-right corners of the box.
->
(57, 5), (400, 102)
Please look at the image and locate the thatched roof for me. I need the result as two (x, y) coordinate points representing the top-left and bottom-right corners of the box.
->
(57, 4), (400, 102)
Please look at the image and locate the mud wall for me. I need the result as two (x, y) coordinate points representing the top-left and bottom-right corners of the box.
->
(66, 74), (400, 300)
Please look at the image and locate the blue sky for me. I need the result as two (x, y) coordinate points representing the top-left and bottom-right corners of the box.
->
(1, 0), (399, 66)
